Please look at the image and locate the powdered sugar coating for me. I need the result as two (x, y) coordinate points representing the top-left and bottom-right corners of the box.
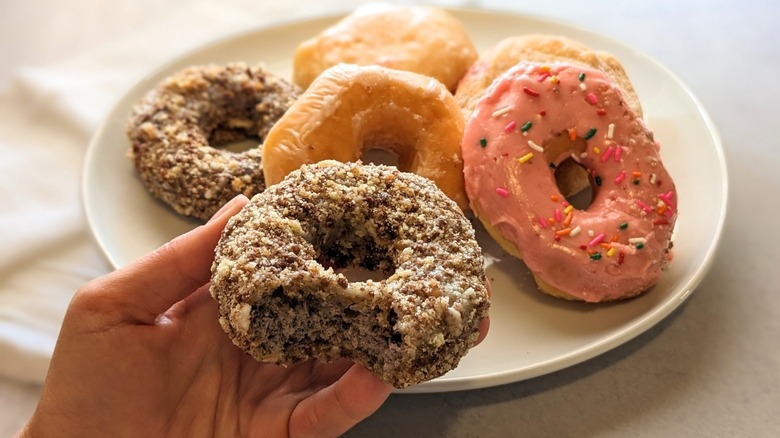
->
(210, 161), (489, 388)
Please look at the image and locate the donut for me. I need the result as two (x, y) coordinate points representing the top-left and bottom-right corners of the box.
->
(262, 63), (470, 210)
(456, 34), (643, 119)
(457, 35), (643, 200)
(126, 63), (300, 220)
(210, 161), (490, 388)
(462, 62), (677, 302)
(293, 3), (477, 92)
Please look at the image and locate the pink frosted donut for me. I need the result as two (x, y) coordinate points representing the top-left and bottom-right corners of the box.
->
(462, 62), (677, 302)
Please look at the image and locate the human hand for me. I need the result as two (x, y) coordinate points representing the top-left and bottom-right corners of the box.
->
(18, 196), (393, 438)
(19, 194), (489, 437)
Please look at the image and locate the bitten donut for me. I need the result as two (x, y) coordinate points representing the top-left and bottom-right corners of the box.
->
(462, 62), (677, 302)
(293, 3), (477, 92)
(262, 64), (469, 210)
(210, 161), (490, 388)
(127, 63), (300, 220)
(456, 35), (643, 119)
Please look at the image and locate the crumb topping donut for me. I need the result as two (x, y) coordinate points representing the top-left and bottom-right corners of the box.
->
(456, 35), (643, 119)
(293, 3), (477, 92)
(210, 161), (490, 388)
(127, 63), (300, 220)
(462, 62), (677, 302)
(262, 64), (470, 210)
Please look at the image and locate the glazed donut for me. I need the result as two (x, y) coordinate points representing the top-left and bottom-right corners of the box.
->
(127, 63), (300, 220)
(262, 64), (469, 210)
(210, 160), (490, 388)
(462, 62), (677, 302)
(293, 3), (477, 92)
(456, 35), (643, 119)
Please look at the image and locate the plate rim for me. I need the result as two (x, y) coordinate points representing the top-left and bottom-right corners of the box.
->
(81, 7), (729, 394)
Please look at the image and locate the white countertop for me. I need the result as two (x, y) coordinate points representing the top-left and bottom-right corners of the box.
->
(1, 0), (778, 436)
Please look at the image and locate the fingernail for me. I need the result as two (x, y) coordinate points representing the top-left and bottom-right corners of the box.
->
(207, 195), (244, 224)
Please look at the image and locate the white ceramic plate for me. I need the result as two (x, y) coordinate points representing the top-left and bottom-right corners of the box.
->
(82, 9), (727, 393)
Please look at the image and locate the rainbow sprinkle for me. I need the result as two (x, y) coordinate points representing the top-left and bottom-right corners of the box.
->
(523, 86), (540, 97)
(504, 120), (517, 133)
(518, 152), (534, 164)
(613, 146), (623, 162)
(492, 105), (514, 118)
(589, 232), (607, 247)
(636, 199), (653, 213)
(600, 146), (615, 162)
(527, 140), (544, 152)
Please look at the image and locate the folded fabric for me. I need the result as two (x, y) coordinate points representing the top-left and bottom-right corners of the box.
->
(0, 0), (301, 384)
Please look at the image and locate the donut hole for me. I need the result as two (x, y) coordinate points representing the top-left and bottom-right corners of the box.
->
(312, 224), (396, 283)
(554, 158), (594, 210)
(220, 138), (261, 153)
(209, 119), (266, 153)
(361, 148), (401, 167)
(544, 132), (594, 210)
(316, 249), (392, 283)
(332, 264), (392, 283)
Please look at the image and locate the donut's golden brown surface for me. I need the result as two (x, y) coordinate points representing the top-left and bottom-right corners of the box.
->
(293, 3), (477, 92)
(262, 64), (469, 210)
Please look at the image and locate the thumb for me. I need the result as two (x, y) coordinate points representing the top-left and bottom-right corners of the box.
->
(76, 195), (249, 324)
(290, 365), (392, 438)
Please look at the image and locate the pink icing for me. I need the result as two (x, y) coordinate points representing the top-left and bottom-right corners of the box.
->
(462, 62), (677, 302)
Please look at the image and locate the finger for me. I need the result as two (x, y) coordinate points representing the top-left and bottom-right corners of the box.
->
(473, 278), (491, 346)
(84, 195), (249, 323)
(308, 359), (355, 387)
(474, 316), (490, 346)
(290, 365), (392, 438)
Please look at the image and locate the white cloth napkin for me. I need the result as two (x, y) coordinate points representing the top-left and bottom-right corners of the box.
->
(0, 0), (472, 384)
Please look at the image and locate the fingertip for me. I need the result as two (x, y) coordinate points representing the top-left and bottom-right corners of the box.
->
(345, 365), (394, 399)
(207, 194), (250, 225)
(474, 316), (490, 346)
(93, 195), (251, 323)
(291, 364), (392, 438)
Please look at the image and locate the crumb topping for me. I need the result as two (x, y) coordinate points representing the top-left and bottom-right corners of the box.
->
(126, 63), (300, 220)
(210, 161), (489, 388)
